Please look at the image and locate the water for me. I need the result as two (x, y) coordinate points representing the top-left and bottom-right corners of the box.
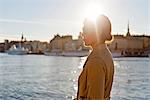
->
(0, 53), (150, 100)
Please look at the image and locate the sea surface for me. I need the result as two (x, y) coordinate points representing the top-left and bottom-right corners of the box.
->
(0, 53), (150, 100)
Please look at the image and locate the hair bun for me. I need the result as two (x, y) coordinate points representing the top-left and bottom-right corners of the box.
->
(96, 15), (112, 42)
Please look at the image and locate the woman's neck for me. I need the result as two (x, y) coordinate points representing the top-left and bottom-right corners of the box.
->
(91, 42), (105, 49)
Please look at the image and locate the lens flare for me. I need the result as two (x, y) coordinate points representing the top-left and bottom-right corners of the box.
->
(84, 2), (105, 22)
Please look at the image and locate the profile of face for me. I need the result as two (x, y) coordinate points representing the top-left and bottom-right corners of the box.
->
(82, 15), (112, 47)
(82, 19), (97, 46)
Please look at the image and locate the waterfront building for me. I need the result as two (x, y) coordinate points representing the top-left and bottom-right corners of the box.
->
(108, 23), (150, 57)
(48, 33), (89, 53)
(49, 34), (75, 52)
(49, 34), (64, 53)
(4, 39), (10, 51)
(25, 40), (48, 54)
(108, 35), (127, 52)
(0, 43), (5, 52)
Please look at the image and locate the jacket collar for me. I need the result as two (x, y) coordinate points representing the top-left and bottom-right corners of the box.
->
(88, 43), (107, 59)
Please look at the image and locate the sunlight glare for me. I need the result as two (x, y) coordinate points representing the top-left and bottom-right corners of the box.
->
(84, 2), (105, 22)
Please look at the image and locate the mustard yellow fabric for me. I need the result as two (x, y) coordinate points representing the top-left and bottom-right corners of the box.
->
(77, 44), (114, 100)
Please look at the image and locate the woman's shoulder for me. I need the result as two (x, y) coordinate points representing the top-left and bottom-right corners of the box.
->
(85, 57), (106, 69)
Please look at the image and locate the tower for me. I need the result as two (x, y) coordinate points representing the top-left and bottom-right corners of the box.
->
(21, 34), (24, 42)
(126, 21), (131, 37)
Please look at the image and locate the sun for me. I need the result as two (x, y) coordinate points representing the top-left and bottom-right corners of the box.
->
(84, 2), (105, 21)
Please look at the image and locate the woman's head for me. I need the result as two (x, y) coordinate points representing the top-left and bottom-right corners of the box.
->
(82, 15), (112, 47)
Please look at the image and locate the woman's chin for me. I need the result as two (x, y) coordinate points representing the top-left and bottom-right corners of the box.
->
(84, 42), (90, 47)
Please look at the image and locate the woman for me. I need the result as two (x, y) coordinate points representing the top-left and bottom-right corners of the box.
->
(77, 15), (114, 100)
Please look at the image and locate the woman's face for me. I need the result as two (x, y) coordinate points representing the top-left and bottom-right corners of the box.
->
(82, 24), (97, 46)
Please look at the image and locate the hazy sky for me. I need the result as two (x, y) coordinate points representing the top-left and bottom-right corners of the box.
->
(0, 0), (149, 42)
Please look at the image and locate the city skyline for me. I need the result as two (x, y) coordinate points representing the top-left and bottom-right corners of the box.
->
(0, 0), (149, 42)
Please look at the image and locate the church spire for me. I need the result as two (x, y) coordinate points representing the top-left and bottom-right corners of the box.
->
(128, 21), (130, 33)
(126, 20), (131, 36)
(21, 34), (24, 42)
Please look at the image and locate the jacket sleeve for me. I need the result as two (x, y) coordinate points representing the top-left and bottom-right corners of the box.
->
(86, 58), (106, 99)
(77, 66), (88, 99)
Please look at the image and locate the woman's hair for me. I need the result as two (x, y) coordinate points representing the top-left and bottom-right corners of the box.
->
(96, 15), (112, 42)
(83, 15), (112, 43)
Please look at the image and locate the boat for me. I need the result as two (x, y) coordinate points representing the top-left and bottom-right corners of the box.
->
(111, 50), (150, 57)
(44, 51), (62, 56)
(111, 52), (122, 58)
(44, 50), (90, 57)
(44, 49), (62, 56)
(122, 50), (149, 57)
(62, 50), (90, 57)
(7, 44), (28, 55)
(7, 34), (28, 55)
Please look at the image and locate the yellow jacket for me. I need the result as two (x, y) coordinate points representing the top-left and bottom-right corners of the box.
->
(77, 44), (114, 100)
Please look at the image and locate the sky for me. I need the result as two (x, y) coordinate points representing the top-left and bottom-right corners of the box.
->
(0, 0), (149, 42)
